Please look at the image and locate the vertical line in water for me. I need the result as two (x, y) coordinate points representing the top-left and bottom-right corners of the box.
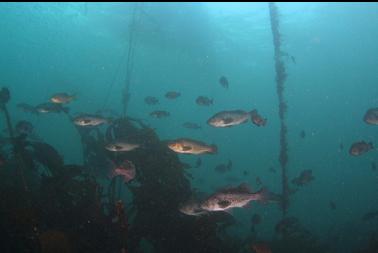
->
(268, 2), (289, 217)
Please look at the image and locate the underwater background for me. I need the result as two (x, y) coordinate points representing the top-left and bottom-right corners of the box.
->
(0, 2), (377, 253)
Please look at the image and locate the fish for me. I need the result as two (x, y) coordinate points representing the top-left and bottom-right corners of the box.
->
(219, 76), (229, 89)
(200, 184), (275, 212)
(17, 103), (39, 114)
(182, 122), (201, 130)
(144, 96), (159, 105)
(149, 110), (170, 118)
(329, 201), (336, 210)
(251, 213), (262, 225)
(105, 141), (140, 152)
(179, 199), (207, 216)
(207, 110), (252, 128)
(196, 96), (213, 106)
(243, 170), (249, 176)
(195, 158), (202, 168)
(291, 169), (314, 186)
(349, 141), (374, 156)
(362, 211), (378, 221)
(50, 92), (76, 104)
(363, 108), (378, 125)
(73, 115), (109, 127)
(167, 138), (217, 155)
(110, 160), (136, 183)
(165, 91), (181, 99)
(214, 160), (232, 173)
(35, 102), (69, 114)
(250, 110), (267, 127)
(300, 130), (306, 139)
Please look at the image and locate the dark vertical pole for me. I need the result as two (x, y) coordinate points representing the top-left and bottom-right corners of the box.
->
(268, 2), (289, 216)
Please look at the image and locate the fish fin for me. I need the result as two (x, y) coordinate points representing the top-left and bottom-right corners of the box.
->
(237, 183), (252, 193)
(209, 145), (218, 154)
(243, 202), (252, 209)
(257, 187), (282, 204)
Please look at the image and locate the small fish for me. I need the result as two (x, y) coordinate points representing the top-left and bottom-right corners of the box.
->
(251, 242), (272, 253)
(165, 91), (181, 99)
(291, 169), (314, 186)
(363, 108), (378, 125)
(300, 130), (306, 139)
(372, 162), (377, 171)
(110, 160), (136, 183)
(144, 96), (159, 105)
(219, 76), (229, 89)
(200, 184), (275, 212)
(73, 115), (109, 127)
(35, 102), (69, 114)
(243, 170), (249, 176)
(17, 103), (39, 114)
(182, 122), (201, 130)
(167, 138), (217, 155)
(207, 110), (252, 128)
(250, 110), (267, 127)
(214, 160), (232, 173)
(50, 92), (76, 104)
(195, 158), (202, 168)
(105, 142), (140, 152)
(179, 199), (207, 216)
(196, 96), (213, 106)
(251, 213), (262, 225)
(349, 141), (374, 156)
(150, 110), (170, 118)
(329, 201), (336, 210)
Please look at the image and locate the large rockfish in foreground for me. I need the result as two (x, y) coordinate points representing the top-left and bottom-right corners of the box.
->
(207, 110), (252, 128)
(200, 184), (278, 212)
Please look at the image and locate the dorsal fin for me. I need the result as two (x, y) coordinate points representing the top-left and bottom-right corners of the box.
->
(237, 183), (251, 193)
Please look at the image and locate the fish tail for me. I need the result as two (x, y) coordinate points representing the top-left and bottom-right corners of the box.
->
(209, 145), (218, 154)
(256, 187), (282, 204)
